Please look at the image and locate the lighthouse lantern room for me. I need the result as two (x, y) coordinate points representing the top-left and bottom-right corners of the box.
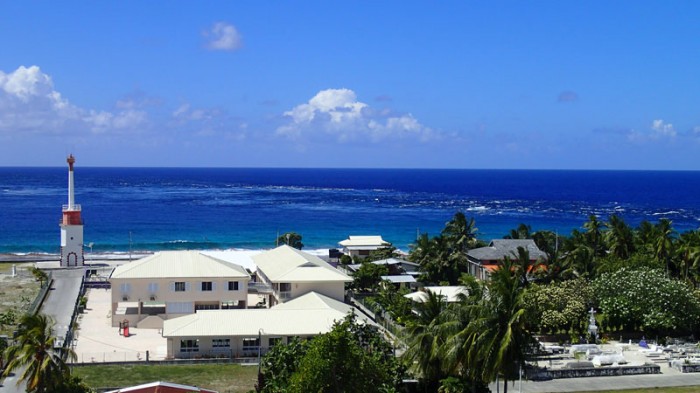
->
(60, 154), (84, 267)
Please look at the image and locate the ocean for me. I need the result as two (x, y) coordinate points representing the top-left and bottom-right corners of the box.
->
(0, 167), (698, 254)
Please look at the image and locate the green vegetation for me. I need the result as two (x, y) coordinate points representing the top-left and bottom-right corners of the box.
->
(351, 261), (388, 291)
(354, 212), (700, 391)
(258, 314), (404, 393)
(276, 232), (304, 249)
(2, 313), (87, 393)
(74, 363), (257, 392)
(0, 263), (41, 336)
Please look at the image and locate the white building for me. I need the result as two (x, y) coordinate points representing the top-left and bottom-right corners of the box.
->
(109, 251), (250, 328)
(162, 291), (368, 359)
(338, 235), (391, 258)
(252, 245), (351, 306)
(404, 286), (469, 303)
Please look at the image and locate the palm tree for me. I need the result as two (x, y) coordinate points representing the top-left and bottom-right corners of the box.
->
(635, 220), (657, 254)
(653, 219), (676, 277)
(442, 212), (479, 253)
(505, 246), (534, 288)
(403, 290), (449, 392)
(504, 224), (532, 240)
(2, 313), (75, 393)
(461, 258), (533, 393)
(677, 230), (700, 284)
(605, 215), (635, 260)
(583, 214), (605, 261)
(411, 234), (466, 285)
(563, 230), (596, 279)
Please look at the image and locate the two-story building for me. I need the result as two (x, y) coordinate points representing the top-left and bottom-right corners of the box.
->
(251, 245), (351, 306)
(109, 251), (250, 328)
(466, 239), (547, 280)
(338, 235), (391, 258)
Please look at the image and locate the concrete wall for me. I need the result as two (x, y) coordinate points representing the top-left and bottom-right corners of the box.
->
(528, 364), (661, 380)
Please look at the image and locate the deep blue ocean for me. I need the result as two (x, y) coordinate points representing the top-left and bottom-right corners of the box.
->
(0, 167), (699, 254)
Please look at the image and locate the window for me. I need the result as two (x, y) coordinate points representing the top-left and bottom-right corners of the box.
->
(279, 283), (292, 292)
(269, 337), (282, 347)
(120, 283), (131, 294)
(180, 339), (199, 353)
(201, 281), (213, 291)
(212, 339), (230, 348)
(167, 302), (194, 314)
(242, 338), (260, 351)
(221, 301), (239, 309)
(228, 281), (239, 291)
(148, 282), (159, 294)
(174, 282), (186, 292)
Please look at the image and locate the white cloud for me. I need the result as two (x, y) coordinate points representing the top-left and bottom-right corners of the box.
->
(0, 65), (146, 135)
(203, 22), (243, 51)
(276, 88), (437, 143)
(651, 119), (676, 138)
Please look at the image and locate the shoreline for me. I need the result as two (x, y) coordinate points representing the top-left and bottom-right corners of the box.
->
(0, 247), (339, 263)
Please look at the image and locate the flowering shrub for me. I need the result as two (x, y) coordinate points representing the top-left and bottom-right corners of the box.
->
(524, 278), (592, 334)
(593, 267), (700, 334)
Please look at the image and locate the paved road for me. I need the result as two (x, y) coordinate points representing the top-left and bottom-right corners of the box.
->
(490, 372), (700, 392)
(0, 267), (83, 393)
(42, 269), (84, 345)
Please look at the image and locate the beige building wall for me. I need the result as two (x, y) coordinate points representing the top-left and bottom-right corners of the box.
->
(166, 335), (309, 359)
(290, 282), (345, 302)
(111, 277), (249, 327)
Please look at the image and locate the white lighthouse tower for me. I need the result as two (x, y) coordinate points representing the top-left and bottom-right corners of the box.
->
(60, 154), (84, 267)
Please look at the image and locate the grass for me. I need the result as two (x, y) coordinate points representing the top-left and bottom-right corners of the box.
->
(73, 363), (258, 393)
(72, 363), (700, 393)
(0, 263), (40, 335)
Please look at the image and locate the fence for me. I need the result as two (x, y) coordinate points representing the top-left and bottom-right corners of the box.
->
(28, 272), (53, 315)
(70, 351), (261, 366)
(348, 292), (405, 347)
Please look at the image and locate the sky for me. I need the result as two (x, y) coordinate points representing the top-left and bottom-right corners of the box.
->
(1, 2), (699, 170)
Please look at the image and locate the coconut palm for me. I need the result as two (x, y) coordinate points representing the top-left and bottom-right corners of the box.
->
(403, 290), (449, 392)
(605, 215), (635, 260)
(677, 230), (700, 284)
(583, 214), (605, 261)
(461, 258), (533, 393)
(2, 313), (75, 393)
(563, 230), (596, 278)
(653, 219), (676, 277)
(504, 223), (532, 240)
(442, 212), (479, 253)
(411, 234), (467, 285)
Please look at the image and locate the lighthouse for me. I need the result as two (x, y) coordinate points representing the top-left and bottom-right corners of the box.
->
(60, 154), (84, 267)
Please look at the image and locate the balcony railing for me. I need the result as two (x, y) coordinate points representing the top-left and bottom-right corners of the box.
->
(248, 282), (273, 293)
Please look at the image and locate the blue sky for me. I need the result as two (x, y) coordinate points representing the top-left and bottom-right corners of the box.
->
(1, 2), (699, 169)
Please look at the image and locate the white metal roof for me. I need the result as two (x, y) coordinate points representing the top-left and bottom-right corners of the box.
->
(162, 292), (366, 338)
(201, 249), (261, 273)
(404, 286), (468, 303)
(110, 251), (250, 280)
(338, 235), (390, 248)
(252, 245), (351, 283)
(381, 275), (416, 284)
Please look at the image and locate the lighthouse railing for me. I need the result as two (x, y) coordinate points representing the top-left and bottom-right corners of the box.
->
(62, 204), (81, 211)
